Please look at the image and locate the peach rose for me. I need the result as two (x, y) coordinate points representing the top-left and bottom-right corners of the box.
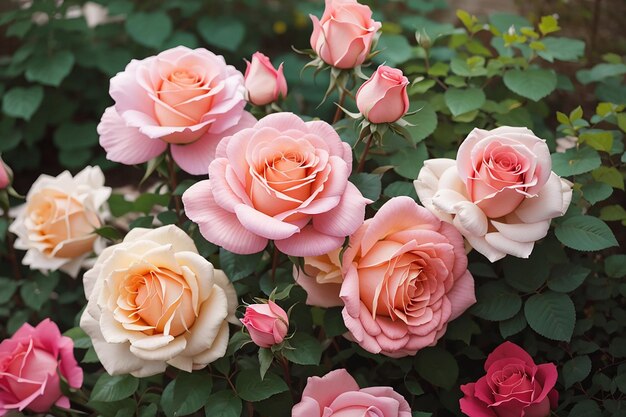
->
(293, 248), (343, 308)
(414, 126), (573, 262)
(182, 112), (369, 257)
(340, 197), (475, 357)
(241, 301), (289, 348)
(244, 52), (288, 106)
(80, 225), (238, 377)
(356, 65), (410, 124)
(310, 0), (382, 69)
(98, 46), (253, 175)
(9, 166), (111, 277)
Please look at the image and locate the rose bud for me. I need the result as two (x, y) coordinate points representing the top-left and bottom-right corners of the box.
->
(0, 156), (10, 189)
(241, 300), (289, 348)
(356, 65), (410, 124)
(310, 0), (381, 69)
(244, 52), (288, 106)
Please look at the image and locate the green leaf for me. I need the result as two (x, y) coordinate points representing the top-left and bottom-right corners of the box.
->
(547, 264), (590, 292)
(524, 291), (575, 342)
(161, 373), (213, 417)
(219, 249), (264, 282)
(0, 277), (18, 304)
(414, 347), (459, 389)
(25, 51), (75, 87)
(600, 204), (626, 221)
(20, 273), (59, 310)
(63, 327), (92, 349)
(444, 87), (486, 117)
(606, 255), (626, 278)
(91, 374), (139, 402)
(258, 348), (273, 380)
(59, 148), (92, 169)
(576, 63), (626, 84)
(489, 13), (531, 33)
(2, 86), (44, 120)
(555, 215), (618, 251)
(323, 307), (348, 338)
(499, 311), (527, 339)
(373, 35), (413, 66)
(204, 391), (242, 417)
(502, 251), (548, 292)
(562, 355), (591, 388)
(197, 17), (245, 52)
(282, 333), (322, 366)
(568, 400), (601, 417)
(384, 181), (417, 199)
(581, 181), (612, 204)
(125, 12), (172, 49)
(449, 57), (487, 77)
(592, 166), (624, 190)
(390, 142), (428, 179)
(235, 370), (288, 402)
(538, 15), (560, 35)
(471, 281), (521, 321)
(349, 173), (381, 202)
(538, 37), (585, 62)
(580, 131), (613, 152)
(53, 122), (98, 150)
(503, 69), (557, 101)
(551, 146), (601, 177)
(404, 101), (437, 143)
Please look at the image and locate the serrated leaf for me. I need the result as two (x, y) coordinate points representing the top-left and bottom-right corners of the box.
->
(444, 87), (486, 117)
(562, 355), (591, 388)
(414, 347), (458, 389)
(235, 370), (288, 402)
(581, 181), (612, 204)
(91, 374), (139, 402)
(161, 373), (213, 417)
(219, 249), (264, 282)
(282, 333), (322, 366)
(2, 86), (44, 120)
(551, 146), (601, 177)
(555, 215), (618, 251)
(125, 12), (172, 48)
(471, 281), (521, 321)
(606, 255), (626, 278)
(568, 400), (601, 417)
(503, 68), (557, 101)
(499, 311), (527, 339)
(524, 291), (575, 342)
(204, 391), (242, 417)
(547, 264), (590, 292)
(502, 251), (548, 292)
(390, 142), (428, 179)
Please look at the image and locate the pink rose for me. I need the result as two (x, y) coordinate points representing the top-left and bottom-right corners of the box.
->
(0, 156), (10, 189)
(356, 65), (410, 124)
(98, 46), (253, 175)
(310, 0), (382, 69)
(0, 319), (83, 415)
(293, 248), (343, 308)
(292, 368), (411, 417)
(182, 112), (369, 257)
(340, 197), (475, 357)
(241, 301), (289, 348)
(460, 342), (558, 417)
(244, 52), (288, 106)
(414, 126), (573, 262)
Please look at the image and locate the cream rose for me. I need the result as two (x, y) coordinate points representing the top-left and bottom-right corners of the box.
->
(9, 166), (111, 277)
(80, 225), (238, 377)
(293, 248), (343, 308)
(414, 126), (573, 262)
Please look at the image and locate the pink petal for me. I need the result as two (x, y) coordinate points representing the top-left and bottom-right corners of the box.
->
(304, 120), (353, 166)
(98, 106), (167, 164)
(300, 369), (360, 411)
(485, 342), (536, 371)
(447, 270), (476, 321)
(254, 112), (308, 132)
(233, 204), (300, 240)
(312, 182), (368, 237)
(274, 224), (344, 257)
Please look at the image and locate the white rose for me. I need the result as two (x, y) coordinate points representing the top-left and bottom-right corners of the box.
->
(9, 166), (111, 277)
(80, 225), (238, 377)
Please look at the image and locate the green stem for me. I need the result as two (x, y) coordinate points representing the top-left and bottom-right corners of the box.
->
(357, 133), (374, 173)
(166, 152), (183, 225)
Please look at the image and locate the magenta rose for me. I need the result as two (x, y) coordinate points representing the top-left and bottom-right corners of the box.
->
(244, 52), (288, 106)
(356, 65), (410, 124)
(0, 156), (10, 189)
(98, 46), (253, 175)
(341, 197), (475, 357)
(182, 112), (369, 257)
(310, 0), (382, 69)
(460, 342), (559, 417)
(292, 368), (411, 417)
(0, 319), (83, 415)
(241, 301), (289, 348)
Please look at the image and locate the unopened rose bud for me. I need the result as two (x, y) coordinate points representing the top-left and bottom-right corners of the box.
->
(241, 300), (289, 348)
(244, 52), (288, 106)
(356, 65), (410, 124)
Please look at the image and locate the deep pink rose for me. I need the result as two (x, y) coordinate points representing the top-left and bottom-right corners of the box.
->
(182, 112), (369, 257)
(0, 319), (83, 415)
(310, 0), (382, 69)
(341, 197), (476, 357)
(292, 368), (411, 417)
(98, 46), (253, 175)
(244, 52), (288, 106)
(356, 65), (410, 124)
(241, 301), (289, 348)
(0, 157), (9, 189)
(460, 342), (559, 417)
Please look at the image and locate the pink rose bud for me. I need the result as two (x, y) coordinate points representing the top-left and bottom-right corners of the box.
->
(244, 52), (288, 106)
(0, 156), (10, 189)
(310, 0), (382, 69)
(0, 319), (83, 415)
(356, 65), (410, 124)
(241, 300), (289, 348)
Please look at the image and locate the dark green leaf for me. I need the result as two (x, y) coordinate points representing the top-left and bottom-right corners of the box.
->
(444, 87), (486, 116)
(259, 348), (273, 380)
(0, 277), (18, 304)
(499, 311), (527, 339)
(606, 255), (626, 278)
(555, 215), (618, 251)
(125, 12), (172, 49)
(562, 355), (591, 388)
(471, 281), (522, 321)
(547, 264), (590, 292)
(349, 173), (381, 202)
(20, 273), (59, 310)
(91, 374), (139, 402)
(197, 17), (245, 52)
(204, 391), (242, 417)
(219, 249), (264, 282)
(282, 333), (322, 366)
(390, 142), (428, 179)
(53, 122), (98, 150)
(25, 51), (75, 87)
(414, 347), (458, 389)
(161, 373), (213, 417)
(235, 370), (288, 402)
(502, 251), (548, 292)
(2, 86), (44, 120)
(551, 146), (602, 177)
(524, 291), (575, 342)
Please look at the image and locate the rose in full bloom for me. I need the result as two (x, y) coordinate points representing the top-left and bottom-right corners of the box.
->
(460, 342), (558, 417)
(244, 52), (288, 106)
(182, 112), (369, 257)
(414, 126), (573, 262)
(241, 301), (289, 348)
(98, 46), (254, 175)
(340, 196), (475, 357)
(309, 0), (382, 69)
(292, 368), (411, 417)
(9, 166), (111, 277)
(293, 248), (343, 308)
(80, 225), (238, 377)
(356, 65), (410, 124)
(0, 156), (10, 189)
(0, 319), (83, 415)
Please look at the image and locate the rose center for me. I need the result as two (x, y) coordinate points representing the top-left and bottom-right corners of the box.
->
(169, 69), (201, 87)
(6, 343), (59, 400)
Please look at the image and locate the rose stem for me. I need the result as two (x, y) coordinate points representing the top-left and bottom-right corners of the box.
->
(332, 87), (347, 124)
(280, 355), (296, 402)
(166, 151), (183, 225)
(356, 133), (374, 173)
(2, 206), (21, 280)
(271, 245), (280, 283)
